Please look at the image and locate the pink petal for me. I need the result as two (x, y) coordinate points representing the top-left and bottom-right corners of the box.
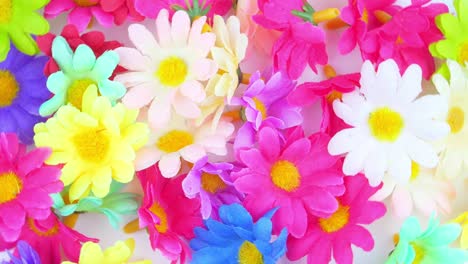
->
(44, 0), (75, 17)
(333, 238), (353, 264)
(91, 7), (114, 27)
(258, 126), (280, 162)
(148, 96), (171, 128)
(123, 83), (157, 109)
(238, 149), (270, 174)
(343, 225), (374, 251)
(171, 11), (191, 47)
(128, 24), (160, 59)
(286, 226), (322, 261)
(290, 199), (307, 238)
(0, 202), (25, 229)
(192, 58), (217, 80)
(159, 153), (181, 178)
(391, 186), (413, 219)
(18, 148), (51, 176)
(179, 80), (206, 103)
(116, 47), (151, 71)
(172, 95), (201, 119)
(179, 145), (205, 163)
(135, 146), (162, 171)
(156, 9), (172, 48)
(68, 7), (92, 32)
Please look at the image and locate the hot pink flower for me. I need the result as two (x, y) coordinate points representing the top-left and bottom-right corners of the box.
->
(0, 133), (63, 243)
(287, 175), (386, 263)
(137, 164), (203, 263)
(101, 0), (145, 25)
(134, 0), (232, 20)
(253, 0), (304, 31)
(233, 126), (345, 238)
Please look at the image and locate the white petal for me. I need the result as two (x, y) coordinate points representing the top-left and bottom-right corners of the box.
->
(116, 47), (152, 71)
(387, 146), (412, 183)
(128, 24), (160, 60)
(171, 11), (190, 47)
(409, 120), (450, 141)
(392, 186), (413, 219)
(371, 176), (396, 201)
(135, 146), (162, 171)
(180, 144), (206, 163)
(364, 147), (387, 186)
(405, 135), (439, 168)
(122, 83), (157, 109)
(159, 153), (181, 178)
(332, 100), (358, 126)
(180, 80), (206, 103)
(409, 95), (448, 120)
(397, 64), (422, 103)
(328, 128), (364, 155)
(156, 9), (172, 48)
(173, 95), (201, 119)
(342, 141), (373, 176)
(193, 58), (217, 81)
(360, 60), (377, 96)
(148, 96), (171, 128)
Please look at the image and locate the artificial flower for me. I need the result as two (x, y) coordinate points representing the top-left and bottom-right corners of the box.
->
(34, 85), (149, 201)
(100, 0), (144, 25)
(253, 0), (307, 30)
(232, 71), (302, 150)
(0, 133), (63, 242)
(62, 238), (150, 264)
(134, 0), (232, 20)
(135, 114), (233, 178)
(44, 0), (114, 32)
(328, 59), (450, 186)
(287, 175), (386, 263)
(182, 156), (241, 219)
(433, 60), (468, 179)
(115, 10), (217, 128)
(190, 203), (287, 264)
(2, 240), (41, 264)
(137, 164), (203, 263)
(453, 211), (468, 249)
(39, 36), (125, 117)
(0, 0), (50, 61)
(372, 162), (455, 219)
(386, 215), (468, 264)
(36, 24), (123, 77)
(233, 126), (345, 238)
(0, 212), (97, 264)
(0, 45), (50, 144)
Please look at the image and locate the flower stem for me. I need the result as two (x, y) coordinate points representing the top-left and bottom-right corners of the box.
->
(326, 17), (348, 30)
(63, 213), (79, 229)
(312, 8), (340, 24)
(124, 218), (141, 234)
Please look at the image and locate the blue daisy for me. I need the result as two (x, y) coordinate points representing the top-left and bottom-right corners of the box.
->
(2, 240), (41, 264)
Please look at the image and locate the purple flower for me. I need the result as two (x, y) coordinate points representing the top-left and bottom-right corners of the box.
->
(2, 241), (41, 264)
(233, 71), (302, 150)
(0, 45), (49, 144)
(182, 157), (242, 219)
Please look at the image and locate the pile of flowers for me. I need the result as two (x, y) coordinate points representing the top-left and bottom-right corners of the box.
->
(0, 0), (467, 263)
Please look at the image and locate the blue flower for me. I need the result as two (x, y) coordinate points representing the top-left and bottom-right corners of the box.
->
(190, 203), (288, 264)
(2, 241), (41, 264)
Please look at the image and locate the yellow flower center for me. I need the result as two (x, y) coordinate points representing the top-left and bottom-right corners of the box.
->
(458, 42), (468, 64)
(368, 107), (404, 142)
(238, 241), (264, 264)
(0, 171), (23, 204)
(156, 56), (188, 87)
(0, 0), (12, 24)
(319, 204), (350, 233)
(326, 90), (343, 103)
(149, 202), (168, 234)
(27, 218), (59, 237)
(361, 8), (369, 23)
(67, 79), (96, 110)
(252, 97), (267, 120)
(156, 130), (194, 153)
(73, 0), (99, 7)
(410, 161), (420, 181)
(411, 243), (425, 264)
(0, 70), (19, 107)
(270, 160), (301, 192)
(72, 129), (111, 163)
(201, 172), (227, 194)
(447, 106), (465, 134)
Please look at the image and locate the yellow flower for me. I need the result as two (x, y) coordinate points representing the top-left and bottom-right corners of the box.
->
(62, 238), (151, 264)
(453, 211), (468, 249)
(34, 85), (149, 201)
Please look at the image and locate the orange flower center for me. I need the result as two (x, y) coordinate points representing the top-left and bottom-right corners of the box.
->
(73, 0), (99, 7)
(0, 171), (23, 204)
(201, 173), (227, 194)
(319, 204), (350, 233)
(0, 70), (19, 107)
(72, 128), (111, 163)
(28, 218), (59, 237)
(252, 97), (267, 120)
(156, 130), (194, 153)
(270, 160), (301, 192)
(149, 202), (169, 234)
(0, 0), (12, 24)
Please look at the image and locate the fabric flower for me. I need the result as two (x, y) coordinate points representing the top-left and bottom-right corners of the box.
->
(433, 60), (468, 179)
(182, 156), (241, 219)
(0, 212), (97, 264)
(287, 175), (386, 263)
(328, 60), (450, 186)
(36, 24), (123, 77)
(232, 71), (302, 150)
(137, 164), (203, 263)
(135, 114), (233, 178)
(253, 0), (314, 30)
(39, 36), (125, 117)
(233, 126), (345, 238)
(62, 238), (151, 264)
(0, 0), (50, 61)
(115, 10), (217, 128)
(190, 203), (287, 264)
(453, 211), (468, 249)
(2, 241), (41, 264)
(100, 0), (144, 25)
(34, 86), (149, 201)
(386, 215), (468, 264)
(44, 0), (114, 32)
(0, 45), (50, 144)
(134, 0), (232, 20)
(0, 133), (63, 242)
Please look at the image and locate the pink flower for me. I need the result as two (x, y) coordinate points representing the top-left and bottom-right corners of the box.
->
(287, 175), (386, 263)
(253, 0), (304, 30)
(0, 133), (63, 242)
(233, 126), (345, 238)
(137, 164), (203, 262)
(134, 0), (232, 19)
(101, 0), (145, 25)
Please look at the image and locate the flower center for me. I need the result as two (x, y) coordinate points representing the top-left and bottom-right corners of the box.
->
(73, 0), (99, 7)
(411, 243), (425, 264)
(410, 161), (420, 181)
(270, 160), (301, 192)
(67, 79), (96, 110)
(458, 42), (468, 64)
(0, 70), (19, 107)
(149, 202), (168, 234)
(447, 106), (465, 134)
(156, 130), (194, 153)
(0, 0), (12, 24)
(368, 107), (404, 142)
(252, 97), (267, 120)
(361, 8), (369, 23)
(72, 128), (111, 163)
(319, 204), (350, 233)
(0, 171), (23, 204)
(238, 241), (263, 264)
(156, 56), (188, 87)
(326, 90), (343, 103)
(27, 218), (59, 237)
(201, 173), (227, 194)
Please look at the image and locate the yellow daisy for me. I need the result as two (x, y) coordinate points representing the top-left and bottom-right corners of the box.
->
(34, 85), (149, 201)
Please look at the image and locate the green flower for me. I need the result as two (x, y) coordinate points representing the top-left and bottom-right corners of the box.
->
(0, 0), (50, 61)
(39, 36), (126, 117)
(386, 215), (468, 264)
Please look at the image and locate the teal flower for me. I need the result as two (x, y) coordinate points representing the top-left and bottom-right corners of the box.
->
(39, 36), (125, 117)
(386, 215), (468, 264)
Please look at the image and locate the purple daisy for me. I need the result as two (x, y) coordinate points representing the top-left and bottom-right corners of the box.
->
(0, 45), (49, 144)
(2, 240), (41, 264)
(232, 71), (302, 150)
(182, 156), (242, 219)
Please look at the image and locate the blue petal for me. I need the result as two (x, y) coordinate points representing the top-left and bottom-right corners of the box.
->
(219, 204), (253, 230)
(232, 226), (255, 241)
(73, 44), (96, 72)
(193, 227), (233, 246)
(205, 219), (239, 239)
(192, 246), (234, 264)
(98, 79), (126, 102)
(92, 50), (119, 79)
(399, 217), (422, 241)
(253, 217), (273, 242)
(51, 36), (74, 73)
(420, 224), (461, 246)
(271, 228), (288, 260)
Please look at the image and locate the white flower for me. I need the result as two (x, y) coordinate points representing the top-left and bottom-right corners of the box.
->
(328, 59), (450, 186)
